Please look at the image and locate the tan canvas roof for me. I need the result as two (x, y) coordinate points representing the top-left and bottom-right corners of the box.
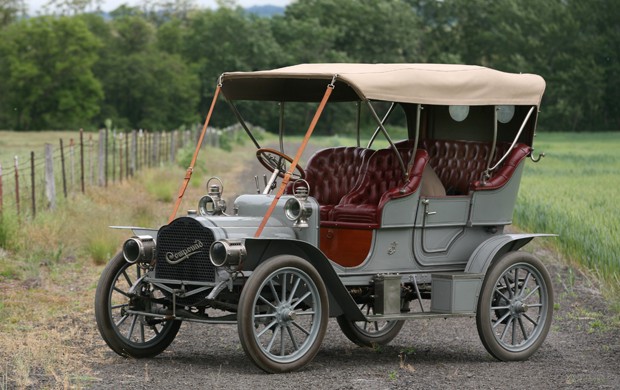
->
(221, 63), (546, 106)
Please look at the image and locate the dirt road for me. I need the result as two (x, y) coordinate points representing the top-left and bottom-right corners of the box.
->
(87, 145), (620, 389)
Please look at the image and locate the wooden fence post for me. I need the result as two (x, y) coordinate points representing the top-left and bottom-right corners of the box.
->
(152, 131), (159, 166)
(112, 129), (116, 184)
(104, 128), (109, 187)
(119, 132), (123, 183)
(30, 151), (35, 218)
(59, 139), (67, 199)
(98, 129), (105, 187)
(14, 156), (20, 217)
(125, 130), (129, 180)
(131, 130), (137, 176)
(80, 129), (85, 194)
(89, 134), (94, 186)
(170, 130), (176, 163)
(0, 163), (3, 217)
(69, 138), (75, 190)
(45, 144), (56, 210)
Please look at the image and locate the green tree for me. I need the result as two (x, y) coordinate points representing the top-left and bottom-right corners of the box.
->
(277, 0), (422, 63)
(410, 0), (611, 131)
(0, 0), (25, 27)
(92, 13), (199, 129)
(0, 16), (102, 129)
(181, 7), (284, 126)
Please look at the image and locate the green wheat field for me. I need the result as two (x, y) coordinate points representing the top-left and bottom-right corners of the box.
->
(514, 132), (620, 286)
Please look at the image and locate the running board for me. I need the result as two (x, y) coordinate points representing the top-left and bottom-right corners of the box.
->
(366, 312), (475, 321)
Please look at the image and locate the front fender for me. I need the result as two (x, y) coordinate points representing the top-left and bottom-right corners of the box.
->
(465, 233), (557, 275)
(243, 238), (365, 322)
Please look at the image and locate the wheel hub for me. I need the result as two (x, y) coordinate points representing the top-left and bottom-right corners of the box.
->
(276, 304), (296, 324)
(511, 300), (528, 315)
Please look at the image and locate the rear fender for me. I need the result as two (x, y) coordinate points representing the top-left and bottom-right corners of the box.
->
(465, 233), (557, 276)
(243, 238), (365, 321)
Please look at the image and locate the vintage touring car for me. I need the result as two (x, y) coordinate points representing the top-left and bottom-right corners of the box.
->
(95, 63), (554, 373)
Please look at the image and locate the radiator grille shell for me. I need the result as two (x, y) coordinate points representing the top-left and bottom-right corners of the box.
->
(155, 217), (216, 283)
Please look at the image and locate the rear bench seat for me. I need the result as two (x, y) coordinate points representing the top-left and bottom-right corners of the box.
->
(286, 146), (372, 221)
(418, 139), (532, 195)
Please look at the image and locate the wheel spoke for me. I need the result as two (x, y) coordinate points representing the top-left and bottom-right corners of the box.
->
(122, 270), (133, 287)
(285, 325), (299, 351)
(291, 319), (310, 336)
(523, 284), (540, 300)
(288, 278), (301, 304)
(518, 317), (529, 341)
(113, 286), (130, 298)
(280, 325), (285, 356)
(503, 275), (514, 298)
(291, 291), (312, 309)
(115, 314), (129, 327)
(140, 322), (145, 343)
(493, 287), (511, 303)
(513, 268), (519, 297)
(520, 271), (532, 296)
(527, 303), (543, 308)
(523, 312), (539, 326)
(295, 311), (315, 316)
(112, 303), (129, 310)
(269, 280), (281, 305)
(127, 315), (138, 340)
(490, 305), (511, 310)
(258, 294), (277, 310)
(500, 317), (513, 342)
(257, 319), (278, 338)
(281, 273), (287, 303)
(493, 311), (511, 329)
(254, 312), (277, 319)
(511, 316), (517, 345)
(266, 324), (280, 353)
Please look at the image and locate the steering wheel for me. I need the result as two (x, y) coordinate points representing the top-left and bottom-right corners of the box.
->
(256, 148), (305, 180)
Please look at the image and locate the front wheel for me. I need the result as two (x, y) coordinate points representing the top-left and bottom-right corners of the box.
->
(476, 251), (553, 361)
(237, 255), (328, 373)
(95, 252), (181, 358)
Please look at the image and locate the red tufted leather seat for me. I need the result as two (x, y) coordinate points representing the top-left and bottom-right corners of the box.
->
(470, 143), (531, 191)
(331, 148), (429, 226)
(418, 139), (531, 195)
(286, 146), (372, 221)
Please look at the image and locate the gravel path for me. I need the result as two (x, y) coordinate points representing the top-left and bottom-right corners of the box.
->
(89, 143), (620, 389)
(89, 250), (620, 389)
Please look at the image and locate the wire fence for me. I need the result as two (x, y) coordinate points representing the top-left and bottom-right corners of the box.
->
(0, 125), (233, 219)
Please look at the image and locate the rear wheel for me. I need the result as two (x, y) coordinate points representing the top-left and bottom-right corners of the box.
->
(337, 302), (404, 347)
(95, 252), (181, 358)
(237, 255), (328, 373)
(476, 251), (553, 361)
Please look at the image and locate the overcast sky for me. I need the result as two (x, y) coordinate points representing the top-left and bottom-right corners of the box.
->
(25, 0), (292, 14)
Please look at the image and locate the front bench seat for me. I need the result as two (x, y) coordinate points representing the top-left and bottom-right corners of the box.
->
(286, 146), (372, 221)
(331, 149), (429, 226)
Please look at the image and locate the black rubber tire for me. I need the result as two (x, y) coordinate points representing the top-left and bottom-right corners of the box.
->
(95, 252), (181, 358)
(237, 255), (328, 373)
(337, 310), (404, 348)
(476, 251), (553, 361)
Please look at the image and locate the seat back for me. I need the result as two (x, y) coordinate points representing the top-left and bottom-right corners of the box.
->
(287, 146), (372, 220)
(332, 148), (429, 225)
(418, 139), (529, 195)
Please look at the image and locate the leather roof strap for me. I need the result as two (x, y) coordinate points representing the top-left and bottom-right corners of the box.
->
(254, 76), (337, 237)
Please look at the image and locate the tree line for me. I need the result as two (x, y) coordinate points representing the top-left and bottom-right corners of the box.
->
(0, 0), (618, 132)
